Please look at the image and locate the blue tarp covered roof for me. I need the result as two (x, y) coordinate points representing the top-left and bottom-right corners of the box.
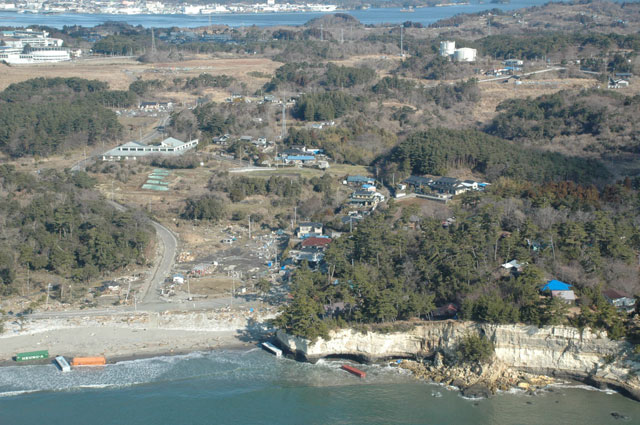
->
(541, 280), (572, 291)
(287, 155), (315, 161)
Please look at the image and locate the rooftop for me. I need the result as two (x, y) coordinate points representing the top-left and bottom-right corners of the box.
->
(541, 280), (572, 292)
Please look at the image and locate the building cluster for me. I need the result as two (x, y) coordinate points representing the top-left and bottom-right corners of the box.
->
(484, 59), (524, 77)
(0, 0), (337, 15)
(276, 146), (329, 169)
(0, 29), (76, 64)
(401, 175), (488, 202)
(289, 222), (331, 263)
(338, 175), (386, 228)
(439, 40), (477, 63)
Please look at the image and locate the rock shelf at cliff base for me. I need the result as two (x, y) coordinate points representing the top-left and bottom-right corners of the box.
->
(275, 321), (640, 401)
(398, 356), (555, 399)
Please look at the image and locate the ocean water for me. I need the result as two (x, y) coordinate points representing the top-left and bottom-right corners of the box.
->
(0, 349), (639, 425)
(0, 1), (593, 29)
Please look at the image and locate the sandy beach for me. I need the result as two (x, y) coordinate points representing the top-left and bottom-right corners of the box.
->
(0, 309), (276, 364)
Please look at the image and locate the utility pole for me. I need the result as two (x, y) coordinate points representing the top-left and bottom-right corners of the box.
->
(400, 26), (404, 57)
(151, 27), (156, 55)
(294, 206), (297, 226)
(320, 24), (323, 42)
(46, 283), (51, 306)
(125, 280), (131, 303)
(281, 101), (286, 139)
(340, 28), (344, 44)
(248, 216), (252, 240)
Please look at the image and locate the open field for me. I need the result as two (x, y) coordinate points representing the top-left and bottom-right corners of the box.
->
(0, 55), (280, 94)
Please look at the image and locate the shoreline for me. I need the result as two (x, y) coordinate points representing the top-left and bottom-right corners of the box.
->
(0, 309), (275, 366)
(274, 323), (640, 402)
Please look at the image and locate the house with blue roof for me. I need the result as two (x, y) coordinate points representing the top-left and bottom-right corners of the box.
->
(284, 155), (316, 165)
(541, 280), (576, 303)
(541, 280), (572, 292)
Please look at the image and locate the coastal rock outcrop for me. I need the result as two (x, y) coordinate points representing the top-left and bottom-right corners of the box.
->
(276, 321), (640, 400)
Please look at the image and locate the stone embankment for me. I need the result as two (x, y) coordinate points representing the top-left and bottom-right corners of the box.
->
(276, 321), (640, 400)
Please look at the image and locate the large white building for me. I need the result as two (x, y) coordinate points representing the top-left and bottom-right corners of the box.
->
(102, 137), (199, 161)
(0, 46), (70, 64)
(0, 29), (70, 64)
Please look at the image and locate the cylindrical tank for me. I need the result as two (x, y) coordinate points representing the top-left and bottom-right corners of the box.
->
(439, 40), (456, 57)
(453, 47), (477, 62)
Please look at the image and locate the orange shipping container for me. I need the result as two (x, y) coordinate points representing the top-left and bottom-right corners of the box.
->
(71, 356), (106, 366)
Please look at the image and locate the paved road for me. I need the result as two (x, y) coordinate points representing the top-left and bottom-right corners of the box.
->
(478, 66), (566, 83)
(21, 296), (254, 320)
(104, 200), (177, 306)
(140, 220), (178, 304)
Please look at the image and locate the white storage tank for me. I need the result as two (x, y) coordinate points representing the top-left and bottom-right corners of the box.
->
(439, 40), (456, 57)
(453, 47), (477, 62)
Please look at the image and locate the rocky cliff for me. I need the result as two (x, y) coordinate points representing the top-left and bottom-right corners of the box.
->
(276, 321), (640, 400)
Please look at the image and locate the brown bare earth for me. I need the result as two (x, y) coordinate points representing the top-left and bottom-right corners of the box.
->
(0, 55), (280, 92)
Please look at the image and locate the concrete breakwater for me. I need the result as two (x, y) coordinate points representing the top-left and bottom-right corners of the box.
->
(276, 321), (640, 400)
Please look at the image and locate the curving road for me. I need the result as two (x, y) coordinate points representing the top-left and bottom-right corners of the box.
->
(140, 220), (178, 305)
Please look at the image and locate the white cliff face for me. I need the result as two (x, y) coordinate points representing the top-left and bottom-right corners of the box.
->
(276, 321), (640, 397)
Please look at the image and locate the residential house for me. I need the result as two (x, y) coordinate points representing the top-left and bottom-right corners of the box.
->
(431, 177), (468, 195)
(301, 237), (332, 250)
(608, 78), (629, 89)
(501, 259), (524, 273)
(603, 289), (636, 312)
(172, 274), (185, 285)
(461, 180), (478, 190)
(345, 175), (375, 186)
(404, 175), (433, 192)
(541, 280), (576, 303)
(349, 190), (384, 208)
(289, 248), (325, 263)
(296, 222), (323, 238)
(284, 155), (316, 165)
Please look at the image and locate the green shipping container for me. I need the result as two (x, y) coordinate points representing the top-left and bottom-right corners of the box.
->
(16, 350), (49, 362)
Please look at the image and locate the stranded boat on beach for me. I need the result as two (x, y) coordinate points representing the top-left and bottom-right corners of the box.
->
(261, 342), (282, 357)
(54, 356), (71, 372)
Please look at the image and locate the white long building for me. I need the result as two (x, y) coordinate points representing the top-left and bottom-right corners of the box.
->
(102, 137), (199, 161)
(0, 29), (70, 64)
(0, 46), (70, 64)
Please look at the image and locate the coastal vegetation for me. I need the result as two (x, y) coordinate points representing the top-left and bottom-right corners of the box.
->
(275, 177), (640, 341)
(0, 78), (135, 157)
(456, 334), (495, 364)
(378, 128), (608, 184)
(0, 165), (153, 287)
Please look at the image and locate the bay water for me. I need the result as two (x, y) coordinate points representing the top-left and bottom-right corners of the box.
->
(0, 349), (639, 425)
(0, 1), (595, 29)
